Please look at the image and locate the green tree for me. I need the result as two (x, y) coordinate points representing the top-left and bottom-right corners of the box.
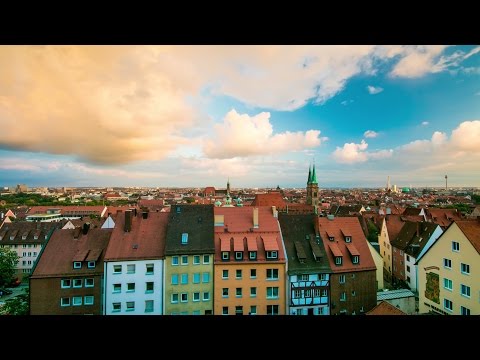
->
(0, 247), (19, 287)
(367, 221), (379, 243)
(1, 288), (29, 315)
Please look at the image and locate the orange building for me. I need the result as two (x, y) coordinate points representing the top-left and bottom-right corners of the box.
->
(213, 206), (286, 315)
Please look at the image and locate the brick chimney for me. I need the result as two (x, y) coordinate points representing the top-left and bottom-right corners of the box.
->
(124, 210), (132, 232)
(82, 222), (90, 235)
(253, 207), (259, 228)
(416, 222), (420, 237)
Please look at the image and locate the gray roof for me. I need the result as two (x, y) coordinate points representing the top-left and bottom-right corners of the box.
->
(278, 213), (331, 275)
(377, 289), (415, 301)
(165, 205), (215, 255)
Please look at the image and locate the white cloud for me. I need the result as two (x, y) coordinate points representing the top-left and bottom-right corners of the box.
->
(450, 120), (480, 151)
(203, 109), (324, 159)
(421, 121), (429, 126)
(333, 139), (394, 164)
(390, 45), (448, 78)
(341, 99), (354, 106)
(364, 130), (378, 138)
(366, 85), (383, 95)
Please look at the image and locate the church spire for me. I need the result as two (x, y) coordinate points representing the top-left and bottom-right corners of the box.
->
(227, 178), (230, 196)
(307, 164), (312, 184)
(311, 160), (317, 184)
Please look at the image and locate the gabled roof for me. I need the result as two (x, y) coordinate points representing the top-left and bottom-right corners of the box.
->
(104, 211), (169, 261)
(31, 228), (112, 278)
(366, 301), (407, 315)
(391, 221), (439, 256)
(426, 208), (462, 228)
(384, 215), (406, 242)
(0, 221), (59, 245)
(251, 192), (286, 208)
(456, 220), (480, 255)
(165, 205), (214, 255)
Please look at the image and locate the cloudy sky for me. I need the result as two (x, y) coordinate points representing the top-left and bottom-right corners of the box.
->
(1, 45), (479, 189)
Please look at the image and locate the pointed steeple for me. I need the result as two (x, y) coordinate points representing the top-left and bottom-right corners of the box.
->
(311, 161), (318, 184)
(307, 165), (312, 184)
(227, 178), (230, 196)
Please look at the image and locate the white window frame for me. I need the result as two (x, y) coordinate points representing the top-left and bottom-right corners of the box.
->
(235, 251), (243, 260)
(250, 269), (257, 278)
(340, 292), (346, 302)
(193, 292), (200, 302)
(181, 233), (188, 244)
(126, 301), (135, 311)
(339, 275), (346, 284)
(250, 287), (257, 297)
(171, 294), (179, 303)
(267, 269), (279, 280)
(61, 297), (70, 307)
(113, 283), (121, 293)
(145, 300), (154, 313)
(203, 292), (210, 301)
(452, 241), (460, 252)
(146, 263), (154, 274)
(250, 306), (257, 315)
(172, 256), (179, 266)
(72, 296), (82, 306)
(443, 278), (452, 291)
(61, 279), (71, 289)
(127, 283), (135, 292)
(443, 258), (452, 269)
(249, 251), (257, 260)
(222, 288), (229, 298)
(444, 298), (453, 312)
(461, 284), (471, 298)
(84, 296), (94, 305)
(461, 263), (470, 275)
(126, 264), (136, 274)
(180, 293), (188, 303)
(112, 303), (121, 312)
(460, 306), (470, 315)
(181, 255), (188, 265)
(113, 265), (122, 274)
(335, 256), (342, 265)
(222, 269), (229, 279)
(203, 255), (210, 264)
(193, 255), (200, 265)
(146, 282), (154, 293)
(236, 287), (242, 298)
(73, 279), (82, 288)
(345, 236), (351, 243)
(222, 307), (228, 315)
(73, 261), (82, 269)
(84, 278), (94, 287)
(266, 287), (279, 299)
(236, 269), (242, 279)
(266, 251), (278, 259)
(222, 252), (229, 260)
(87, 261), (96, 268)
(352, 256), (359, 264)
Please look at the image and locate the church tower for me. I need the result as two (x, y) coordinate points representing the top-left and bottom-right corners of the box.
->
(306, 162), (319, 208)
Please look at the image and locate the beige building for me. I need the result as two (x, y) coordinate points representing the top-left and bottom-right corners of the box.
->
(367, 241), (384, 290)
(418, 220), (479, 315)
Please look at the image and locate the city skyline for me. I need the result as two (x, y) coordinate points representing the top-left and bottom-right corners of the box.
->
(1, 45), (479, 188)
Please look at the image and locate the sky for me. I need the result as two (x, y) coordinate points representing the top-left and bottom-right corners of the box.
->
(0, 45), (479, 189)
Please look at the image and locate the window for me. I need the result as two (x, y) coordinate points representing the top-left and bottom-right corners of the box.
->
(181, 273), (188, 284)
(400, 250), (403, 256)
(112, 265), (121, 273)
(73, 261), (82, 269)
(461, 284), (471, 298)
(314, 289), (321, 297)
(320, 273), (327, 281)
(352, 256), (359, 264)
(321, 289), (327, 297)
(235, 306), (243, 315)
(202, 272), (210, 283)
(267, 287), (279, 299)
(222, 306), (228, 315)
(145, 300), (154, 313)
(112, 302), (121, 312)
(406, 255), (410, 262)
(61, 297), (70, 307)
(61, 279), (71, 288)
(267, 269), (279, 280)
(299, 274), (309, 281)
(180, 293), (188, 303)
(73, 279), (82, 288)
(444, 298), (453, 312)
(250, 269), (257, 278)
(203, 292), (210, 301)
(193, 255), (200, 265)
(236, 269), (242, 279)
(444, 278), (452, 291)
(181, 233), (188, 244)
(146, 282), (154, 293)
(250, 287), (257, 297)
(407, 276), (411, 283)
(340, 292), (346, 302)
(193, 292), (200, 302)
(345, 236), (351, 243)
(250, 306), (257, 315)
(339, 275), (346, 284)
(172, 256), (179, 266)
(351, 273), (355, 279)
(22, 261), (26, 266)
(87, 261), (96, 268)
(203, 255), (210, 264)
(235, 252), (243, 260)
(181, 255), (188, 265)
(236, 288), (242, 297)
(461, 263), (470, 275)
(305, 289), (312, 297)
(461, 306), (471, 315)
(72, 296), (82, 306)
(329, 237), (334, 241)
(406, 265), (411, 273)
(127, 283), (135, 292)
(171, 274), (179, 285)
(293, 289), (301, 298)
(127, 264), (135, 274)
(266, 251), (278, 259)
(126, 302), (135, 311)
(267, 305), (279, 315)
(222, 288), (229, 298)
(443, 258), (452, 269)
(249, 251), (257, 260)
(352, 290), (356, 297)
(222, 252), (229, 260)
(335, 256), (342, 265)
(171, 294), (179, 303)
(146, 263), (154, 274)
(85, 278), (94, 287)
(84, 296), (94, 305)
(23, 252), (26, 257)
(113, 283), (121, 293)
(193, 273), (200, 284)
(222, 269), (229, 279)
(452, 241), (460, 252)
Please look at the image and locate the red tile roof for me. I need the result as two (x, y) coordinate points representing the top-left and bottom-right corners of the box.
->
(251, 192), (286, 208)
(104, 211), (169, 261)
(214, 206), (279, 232)
(317, 217), (376, 273)
(456, 220), (480, 255)
(31, 228), (112, 278)
(385, 215), (406, 242)
(366, 301), (407, 315)
(427, 208), (462, 228)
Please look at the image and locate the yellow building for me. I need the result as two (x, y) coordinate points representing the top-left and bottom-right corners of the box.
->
(367, 241), (384, 290)
(418, 220), (480, 315)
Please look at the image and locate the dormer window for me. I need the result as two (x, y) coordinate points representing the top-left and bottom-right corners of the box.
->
(352, 256), (359, 264)
(88, 261), (96, 268)
(345, 236), (351, 243)
(329, 237), (334, 241)
(181, 233), (188, 245)
(222, 252), (229, 260)
(335, 256), (342, 265)
(34, 235), (39, 240)
(249, 251), (257, 260)
(235, 252), (243, 260)
(266, 251), (278, 259)
(73, 261), (82, 269)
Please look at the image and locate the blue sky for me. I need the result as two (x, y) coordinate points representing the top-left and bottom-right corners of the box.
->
(0, 45), (479, 188)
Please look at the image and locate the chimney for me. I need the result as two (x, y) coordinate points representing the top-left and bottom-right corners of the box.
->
(124, 210), (132, 232)
(142, 210), (149, 219)
(272, 206), (277, 218)
(416, 222), (420, 237)
(253, 207), (259, 228)
(82, 222), (90, 235)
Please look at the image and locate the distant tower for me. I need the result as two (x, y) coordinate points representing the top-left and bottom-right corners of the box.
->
(387, 176), (391, 191)
(227, 178), (231, 196)
(445, 175), (448, 190)
(306, 161), (319, 208)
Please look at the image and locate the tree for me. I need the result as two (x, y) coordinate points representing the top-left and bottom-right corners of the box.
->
(1, 288), (29, 315)
(0, 247), (19, 287)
